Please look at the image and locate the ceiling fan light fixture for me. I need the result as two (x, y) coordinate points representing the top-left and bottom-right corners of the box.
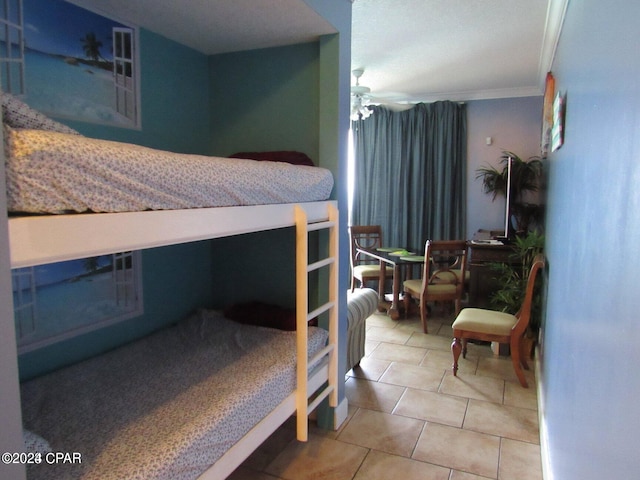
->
(351, 94), (373, 121)
(351, 68), (373, 121)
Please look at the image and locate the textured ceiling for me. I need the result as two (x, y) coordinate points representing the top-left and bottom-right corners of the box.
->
(69, 0), (566, 103)
(352, 0), (568, 103)
(69, 0), (337, 55)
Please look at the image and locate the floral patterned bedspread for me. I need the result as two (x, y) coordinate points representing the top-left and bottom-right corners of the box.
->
(4, 126), (334, 214)
(20, 310), (328, 480)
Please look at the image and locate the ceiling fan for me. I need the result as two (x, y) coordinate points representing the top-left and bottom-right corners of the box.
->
(350, 68), (414, 121)
(350, 68), (373, 121)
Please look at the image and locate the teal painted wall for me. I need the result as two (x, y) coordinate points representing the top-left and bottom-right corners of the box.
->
(208, 229), (297, 309)
(206, 25), (352, 423)
(65, 29), (211, 154)
(209, 42), (320, 159)
(303, 0), (353, 427)
(17, 28), (214, 380)
(16, 3), (353, 402)
(207, 43), (322, 308)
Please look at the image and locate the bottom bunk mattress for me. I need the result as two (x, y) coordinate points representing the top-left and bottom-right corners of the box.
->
(20, 309), (329, 480)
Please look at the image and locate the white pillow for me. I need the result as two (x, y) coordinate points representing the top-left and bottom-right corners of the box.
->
(1, 91), (80, 135)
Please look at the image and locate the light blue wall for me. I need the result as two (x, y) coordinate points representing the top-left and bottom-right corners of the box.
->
(466, 96), (543, 236)
(18, 28), (215, 380)
(541, 1), (640, 478)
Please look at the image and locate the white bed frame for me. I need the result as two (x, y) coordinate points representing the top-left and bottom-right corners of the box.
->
(6, 201), (340, 479)
(9, 202), (336, 268)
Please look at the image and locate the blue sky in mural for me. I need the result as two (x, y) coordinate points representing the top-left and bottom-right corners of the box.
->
(33, 256), (111, 287)
(23, 0), (126, 60)
(14, 0), (137, 126)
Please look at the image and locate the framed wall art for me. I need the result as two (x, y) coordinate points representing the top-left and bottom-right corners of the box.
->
(551, 91), (566, 152)
(541, 72), (555, 158)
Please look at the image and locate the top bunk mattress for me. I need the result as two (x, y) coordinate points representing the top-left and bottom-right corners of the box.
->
(20, 309), (329, 480)
(3, 125), (334, 214)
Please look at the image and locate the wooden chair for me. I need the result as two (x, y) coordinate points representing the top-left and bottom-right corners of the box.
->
(403, 240), (467, 334)
(349, 225), (393, 292)
(451, 254), (545, 388)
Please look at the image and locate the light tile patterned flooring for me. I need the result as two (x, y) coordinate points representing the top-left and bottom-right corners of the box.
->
(229, 308), (542, 480)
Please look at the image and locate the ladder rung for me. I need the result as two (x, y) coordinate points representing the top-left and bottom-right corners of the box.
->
(309, 344), (334, 366)
(307, 257), (335, 273)
(307, 385), (335, 413)
(307, 220), (335, 232)
(307, 301), (334, 321)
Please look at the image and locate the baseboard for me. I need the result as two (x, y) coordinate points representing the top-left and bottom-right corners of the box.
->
(535, 347), (553, 480)
(334, 397), (349, 429)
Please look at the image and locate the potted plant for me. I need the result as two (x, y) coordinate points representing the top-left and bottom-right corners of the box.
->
(489, 231), (545, 357)
(476, 151), (543, 233)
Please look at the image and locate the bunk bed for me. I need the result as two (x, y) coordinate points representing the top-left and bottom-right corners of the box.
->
(2, 94), (341, 479)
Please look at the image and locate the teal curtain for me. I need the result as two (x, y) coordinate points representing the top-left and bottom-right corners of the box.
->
(351, 101), (467, 252)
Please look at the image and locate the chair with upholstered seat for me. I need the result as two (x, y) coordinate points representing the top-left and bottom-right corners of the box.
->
(403, 240), (467, 334)
(349, 225), (393, 292)
(451, 254), (545, 388)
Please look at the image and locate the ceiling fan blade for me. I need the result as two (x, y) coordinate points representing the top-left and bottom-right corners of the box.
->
(365, 94), (415, 111)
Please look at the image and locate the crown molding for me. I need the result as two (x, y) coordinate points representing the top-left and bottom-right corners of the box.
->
(538, 0), (570, 87)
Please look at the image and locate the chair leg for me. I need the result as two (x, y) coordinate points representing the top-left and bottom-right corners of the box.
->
(403, 291), (411, 319)
(520, 337), (530, 371)
(350, 276), (356, 293)
(510, 335), (528, 388)
(452, 337), (462, 376)
(419, 297), (428, 333)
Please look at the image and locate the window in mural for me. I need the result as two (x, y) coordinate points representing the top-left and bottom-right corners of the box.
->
(12, 251), (143, 353)
(0, 0), (25, 94)
(0, 0), (140, 128)
(113, 27), (136, 122)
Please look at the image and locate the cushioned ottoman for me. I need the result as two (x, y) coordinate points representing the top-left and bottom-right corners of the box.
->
(346, 288), (378, 373)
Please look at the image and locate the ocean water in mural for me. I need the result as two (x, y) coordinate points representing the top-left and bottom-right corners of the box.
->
(13, 256), (139, 350)
(29, 271), (125, 340)
(23, 49), (125, 124)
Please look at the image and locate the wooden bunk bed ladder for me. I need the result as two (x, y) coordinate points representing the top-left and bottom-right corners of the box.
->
(294, 204), (339, 441)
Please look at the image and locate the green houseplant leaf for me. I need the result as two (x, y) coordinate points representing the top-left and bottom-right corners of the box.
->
(476, 151), (543, 232)
(488, 231), (545, 331)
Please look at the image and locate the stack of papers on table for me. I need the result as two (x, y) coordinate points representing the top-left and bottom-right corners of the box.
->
(470, 239), (504, 245)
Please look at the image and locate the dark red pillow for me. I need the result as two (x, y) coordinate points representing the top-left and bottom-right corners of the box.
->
(229, 151), (315, 166)
(223, 301), (318, 331)
(224, 301), (297, 331)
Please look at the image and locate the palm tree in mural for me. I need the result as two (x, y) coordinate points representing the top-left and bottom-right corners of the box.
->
(80, 32), (105, 62)
(84, 257), (99, 273)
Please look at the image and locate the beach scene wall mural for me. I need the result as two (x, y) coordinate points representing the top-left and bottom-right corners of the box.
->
(1, 0), (139, 127)
(13, 252), (142, 353)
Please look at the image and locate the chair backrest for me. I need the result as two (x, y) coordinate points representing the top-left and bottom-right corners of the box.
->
(512, 254), (545, 336)
(421, 240), (468, 292)
(349, 225), (384, 269)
